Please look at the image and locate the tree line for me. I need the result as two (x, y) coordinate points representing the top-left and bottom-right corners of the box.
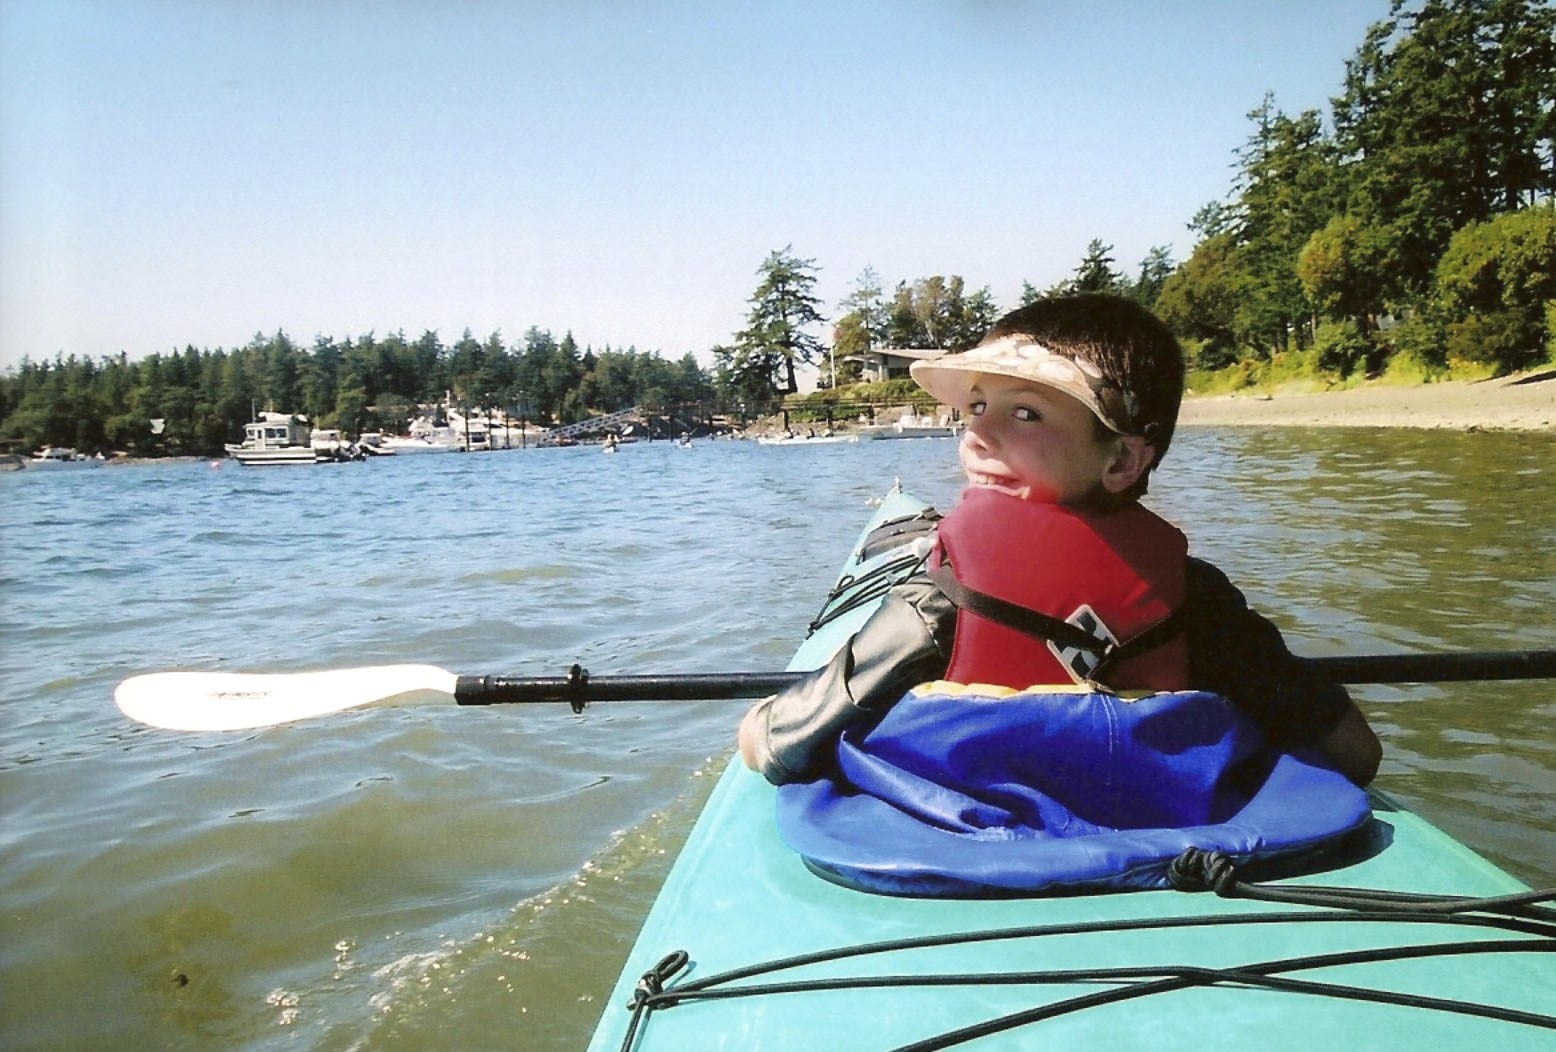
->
(0, 329), (716, 457)
(4, 0), (1552, 456)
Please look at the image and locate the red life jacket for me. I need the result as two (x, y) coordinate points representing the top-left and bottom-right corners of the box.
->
(931, 487), (1189, 692)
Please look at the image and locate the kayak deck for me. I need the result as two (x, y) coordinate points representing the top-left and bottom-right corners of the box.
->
(587, 489), (1555, 1051)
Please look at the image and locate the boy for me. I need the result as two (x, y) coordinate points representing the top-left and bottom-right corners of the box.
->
(739, 293), (1381, 788)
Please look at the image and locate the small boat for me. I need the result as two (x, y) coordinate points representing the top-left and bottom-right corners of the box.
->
(25, 446), (103, 469)
(586, 488), (1555, 1050)
(354, 432), (397, 457)
(309, 429), (366, 462)
(857, 409), (962, 440)
(378, 433), (460, 455)
(225, 413), (322, 466)
(444, 407), (491, 451)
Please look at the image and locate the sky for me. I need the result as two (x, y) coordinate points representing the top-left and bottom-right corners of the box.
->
(0, 1), (1390, 376)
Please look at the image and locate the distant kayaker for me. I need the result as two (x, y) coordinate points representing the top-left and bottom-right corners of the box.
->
(739, 293), (1382, 789)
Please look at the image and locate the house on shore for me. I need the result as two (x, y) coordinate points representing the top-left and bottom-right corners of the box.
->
(842, 347), (947, 383)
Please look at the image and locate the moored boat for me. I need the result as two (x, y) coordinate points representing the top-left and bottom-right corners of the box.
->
(25, 446), (103, 469)
(856, 409), (962, 440)
(224, 413), (321, 466)
(381, 412), (465, 453)
(379, 433), (460, 454)
(586, 487), (1555, 1050)
(354, 432), (397, 456)
(309, 428), (366, 461)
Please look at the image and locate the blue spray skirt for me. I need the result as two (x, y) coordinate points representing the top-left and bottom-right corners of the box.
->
(778, 686), (1373, 897)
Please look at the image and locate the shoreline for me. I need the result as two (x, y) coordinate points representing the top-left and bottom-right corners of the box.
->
(1178, 369), (1555, 431)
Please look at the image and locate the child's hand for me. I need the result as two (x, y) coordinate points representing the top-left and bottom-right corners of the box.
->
(737, 697), (773, 770)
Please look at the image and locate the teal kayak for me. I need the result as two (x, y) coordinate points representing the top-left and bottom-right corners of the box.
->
(587, 487), (1556, 1051)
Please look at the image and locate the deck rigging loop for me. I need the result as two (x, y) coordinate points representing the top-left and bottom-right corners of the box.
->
(1166, 847), (1242, 894)
(809, 546), (934, 636)
(620, 951), (690, 1052)
(629, 950), (690, 1009)
(1169, 847), (1556, 919)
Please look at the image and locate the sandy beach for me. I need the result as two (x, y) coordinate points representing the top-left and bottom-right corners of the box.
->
(1178, 369), (1556, 431)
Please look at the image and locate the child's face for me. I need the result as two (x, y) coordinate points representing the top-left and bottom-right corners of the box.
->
(958, 374), (1123, 504)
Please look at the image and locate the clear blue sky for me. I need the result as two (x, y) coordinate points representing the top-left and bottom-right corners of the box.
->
(0, 1), (1388, 375)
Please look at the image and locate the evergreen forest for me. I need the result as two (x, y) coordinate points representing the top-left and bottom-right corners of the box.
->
(4, 0), (1553, 457)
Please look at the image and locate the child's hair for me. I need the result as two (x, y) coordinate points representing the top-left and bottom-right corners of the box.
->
(983, 293), (1185, 471)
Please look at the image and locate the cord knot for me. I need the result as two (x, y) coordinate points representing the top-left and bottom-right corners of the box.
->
(1166, 847), (1239, 894)
(629, 950), (689, 1009)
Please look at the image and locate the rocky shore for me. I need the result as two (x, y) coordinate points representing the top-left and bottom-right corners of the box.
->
(1178, 369), (1555, 432)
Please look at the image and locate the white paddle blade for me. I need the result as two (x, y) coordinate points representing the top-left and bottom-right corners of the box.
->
(114, 664), (461, 731)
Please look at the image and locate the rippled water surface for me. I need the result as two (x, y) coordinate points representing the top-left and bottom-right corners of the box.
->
(2, 429), (1552, 1050)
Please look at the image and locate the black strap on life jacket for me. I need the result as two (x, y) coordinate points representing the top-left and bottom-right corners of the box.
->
(928, 558), (1185, 683)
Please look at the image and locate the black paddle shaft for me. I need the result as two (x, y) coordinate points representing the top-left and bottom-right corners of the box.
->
(455, 666), (804, 712)
(1304, 649), (1556, 684)
(451, 651), (1556, 712)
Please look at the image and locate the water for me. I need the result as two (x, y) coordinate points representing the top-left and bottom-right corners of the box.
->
(2, 429), (1552, 1050)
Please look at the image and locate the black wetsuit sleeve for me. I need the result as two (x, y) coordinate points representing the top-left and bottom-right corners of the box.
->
(1183, 557), (1352, 747)
(744, 575), (957, 784)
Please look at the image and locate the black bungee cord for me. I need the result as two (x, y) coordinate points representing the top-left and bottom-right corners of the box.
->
(614, 850), (1556, 1052)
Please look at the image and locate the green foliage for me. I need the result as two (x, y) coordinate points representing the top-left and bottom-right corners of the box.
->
(1430, 208), (1556, 375)
(1435, 207), (1556, 312)
(1038, 240), (1175, 306)
(717, 246), (826, 397)
(1156, 233), (1239, 360)
(1165, 0), (1556, 383)
(1297, 214), (1394, 330)
(1384, 313), (1451, 376)
(1443, 309), (1545, 374)
(830, 267), (888, 376)
(879, 275), (999, 351)
(1312, 319), (1375, 378)
(1130, 246), (1177, 308)
(1070, 240), (1128, 295)
(1229, 98), (1337, 355)
(783, 379), (936, 423)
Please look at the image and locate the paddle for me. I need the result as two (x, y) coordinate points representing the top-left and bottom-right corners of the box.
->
(112, 664), (806, 731)
(115, 650), (1556, 732)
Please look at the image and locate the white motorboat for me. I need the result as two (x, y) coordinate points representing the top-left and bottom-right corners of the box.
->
(225, 413), (321, 466)
(379, 433), (460, 454)
(443, 408), (490, 451)
(856, 410), (962, 440)
(355, 432), (397, 456)
(309, 429), (366, 461)
(25, 446), (103, 469)
(381, 410), (467, 453)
